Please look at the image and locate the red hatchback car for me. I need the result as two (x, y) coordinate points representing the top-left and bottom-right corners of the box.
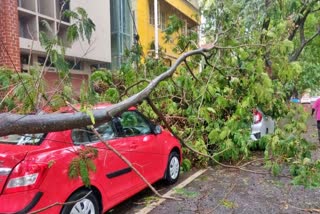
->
(0, 104), (182, 213)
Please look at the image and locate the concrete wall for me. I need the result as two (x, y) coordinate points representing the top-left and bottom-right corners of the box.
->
(19, 0), (111, 63)
(44, 72), (88, 98)
(68, 0), (111, 62)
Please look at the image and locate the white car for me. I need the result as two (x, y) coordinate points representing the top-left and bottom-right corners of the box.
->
(311, 96), (320, 103)
(250, 109), (275, 140)
(301, 93), (311, 104)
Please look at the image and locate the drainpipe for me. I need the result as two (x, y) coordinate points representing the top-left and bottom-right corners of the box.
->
(154, 0), (158, 59)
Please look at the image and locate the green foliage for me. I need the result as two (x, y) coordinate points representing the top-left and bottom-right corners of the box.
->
(64, 7), (96, 43)
(181, 158), (192, 172)
(297, 62), (320, 93)
(1, 6), (98, 113)
(103, 88), (119, 104)
(187, 139), (210, 168)
(290, 159), (320, 188)
(68, 147), (98, 187)
(76, 0), (320, 187)
(264, 104), (312, 179)
(0, 68), (12, 89)
(2, 0), (319, 188)
(164, 15), (198, 54)
(0, 68), (47, 113)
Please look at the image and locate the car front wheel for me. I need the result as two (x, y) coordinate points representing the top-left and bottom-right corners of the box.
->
(61, 190), (99, 214)
(164, 151), (180, 184)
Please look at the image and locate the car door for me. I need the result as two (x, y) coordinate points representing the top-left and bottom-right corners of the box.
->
(118, 111), (162, 186)
(72, 121), (134, 200)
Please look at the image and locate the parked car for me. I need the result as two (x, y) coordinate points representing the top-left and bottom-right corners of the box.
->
(0, 103), (182, 214)
(311, 96), (320, 103)
(250, 109), (275, 140)
(301, 93), (311, 104)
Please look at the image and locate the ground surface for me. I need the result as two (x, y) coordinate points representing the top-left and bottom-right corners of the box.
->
(108, 105), (320, 214)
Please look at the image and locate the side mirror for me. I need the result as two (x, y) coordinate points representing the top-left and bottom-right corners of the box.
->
(154, 125), (162, 134)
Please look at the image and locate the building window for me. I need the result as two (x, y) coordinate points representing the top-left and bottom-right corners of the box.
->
(149, 1), (155, 25)
(149, 1), (165, 30)
(90, 64), (108, 71)
(181, 19), (188, 36)
(37, 0), (54, 18)
(110, 0), (133, 70)
(19, 13), (37, 39)
(56, 0), (70, 22)
(17, 0), (36, 11)
(160, 11), (166, 30)
(21, 54), (30, 65)
(38, 56), (54, 67)
(66, 60), (82, 70)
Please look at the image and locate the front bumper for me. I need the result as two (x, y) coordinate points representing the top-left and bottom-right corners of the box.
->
(0, 190), (42, 213)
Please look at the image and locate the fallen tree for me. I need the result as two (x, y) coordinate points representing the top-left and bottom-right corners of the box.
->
(0, 46), (215, 136)
(1, 0), (320, 190)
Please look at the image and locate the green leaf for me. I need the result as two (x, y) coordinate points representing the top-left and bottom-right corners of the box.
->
(79, 159), (90, 187)
(86, 109), (95, 125)
(40, 20), (53, 33)
(271, 163), (281, 176)
(219, 128), (230, 140)
(63, 10), (79, 19)
(67, 24), (79, 42)
(208, 129), (219, 143)
(207, 107), (216, 114)
(87, 159), (97, 172)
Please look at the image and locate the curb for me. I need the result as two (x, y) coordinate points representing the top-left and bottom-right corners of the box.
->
(135, 168), (208, 214)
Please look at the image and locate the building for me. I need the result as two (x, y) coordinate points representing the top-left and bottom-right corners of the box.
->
(0, 0), (200, 83)
(110, 0), (200, 69)
(0, 0), (111, 95)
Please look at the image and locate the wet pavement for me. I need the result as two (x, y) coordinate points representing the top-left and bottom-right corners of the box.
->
(150, 166), (320, 214)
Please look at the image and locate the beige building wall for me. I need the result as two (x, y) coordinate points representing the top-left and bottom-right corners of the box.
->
(67, 0), (111, 62)
(19, 0), (111, 72)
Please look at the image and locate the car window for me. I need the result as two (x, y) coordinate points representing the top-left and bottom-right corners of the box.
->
(90, 122), (115, 142)
(72, 129), (91, 144)
(119, 111), (151, 136)
(72, 122), (115, 144)
(0, 133), (45, 145)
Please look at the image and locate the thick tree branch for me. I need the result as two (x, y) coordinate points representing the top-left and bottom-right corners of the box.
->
(0, 46), (216, 137)
(290, 29), (320, 62)
(288, 5), (310, 41)
(311, 7), (320, 13)
(119, 79), (150, 99)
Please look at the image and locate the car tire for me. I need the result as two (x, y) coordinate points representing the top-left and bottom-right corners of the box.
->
(61, 189), (99, 214)
(164, 151), (180, 185)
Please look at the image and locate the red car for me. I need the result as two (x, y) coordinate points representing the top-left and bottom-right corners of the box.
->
(0, 104), (181, 213)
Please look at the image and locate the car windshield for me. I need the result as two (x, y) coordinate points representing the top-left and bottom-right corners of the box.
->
(0, 133), (45, 145)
